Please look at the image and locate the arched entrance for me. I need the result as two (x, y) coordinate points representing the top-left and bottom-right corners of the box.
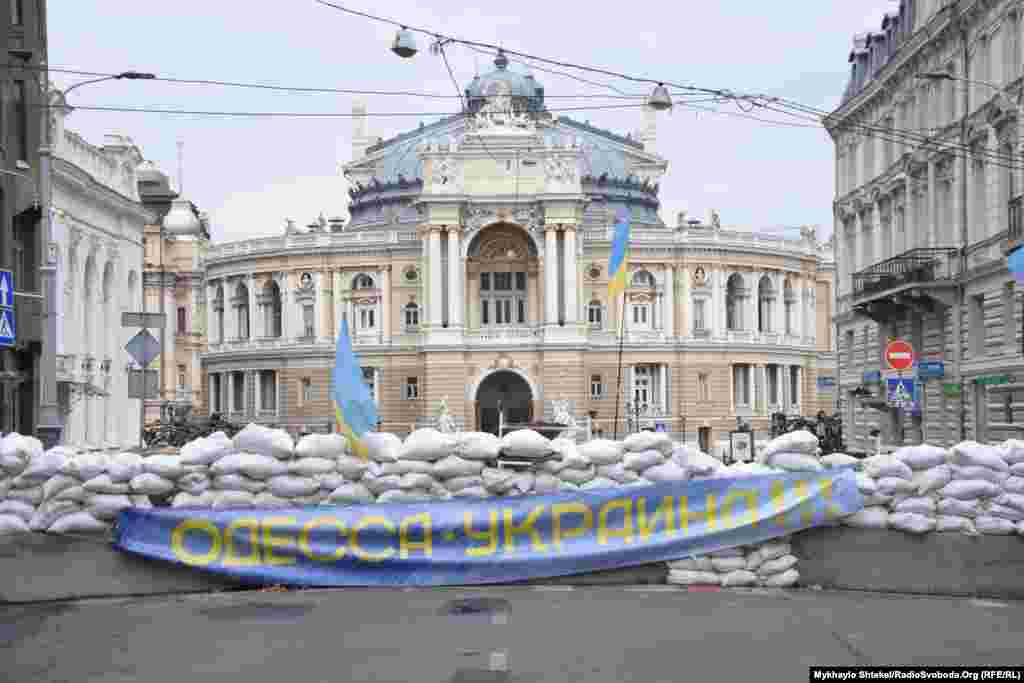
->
(475, 370), (534, 435)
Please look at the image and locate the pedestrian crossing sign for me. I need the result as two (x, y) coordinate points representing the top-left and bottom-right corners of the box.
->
(0, 308), (15, 347)
(887, 378), (915, 409)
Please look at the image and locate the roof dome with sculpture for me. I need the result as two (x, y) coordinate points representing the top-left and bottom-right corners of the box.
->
(464, 50), (546, 115)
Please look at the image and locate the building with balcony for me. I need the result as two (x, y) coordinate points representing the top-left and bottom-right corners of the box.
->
(828, 0), (1024, 452)
(202, 52), (836, 447)
(51, 106), (153, 449)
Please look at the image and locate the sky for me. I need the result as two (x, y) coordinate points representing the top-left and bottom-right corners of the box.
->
(47, 1), (900, 243)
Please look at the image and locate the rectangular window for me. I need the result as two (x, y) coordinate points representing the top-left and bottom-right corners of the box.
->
(303, 305), (315, 337)
(260, 370), (276, 411)
(405, 377), (418, 400)
(12, 80), (28, 162)
(211, 374), (222, 413)
(515, 272), (526, 290)
(588, 303), (603, 326)
(494, 272), (512, 291)
(632, 304), (649, 326)
(768, 365), (779, 405)
(177, 307), (187, 334)
(11, 0), (23, 24)
(1005, 284), (1016, 352)
(480, 273), (490, 291)
(969, 294), (985, 358)
(733, 364), (751, 407)
(177, 364), (186, 390)
(358, 306), (376, 330)
(590, 374), (603, 399)
(301, 378), (313, 403)
(633, 365), (653, 405)
(694, 299), (705, 331)
(517, 298), (526, 324)
(790, 367), (800, 407)
(698, 373), (710, 402)
(232, 371), (245, 412)
(404, 304), (419, 328)
(362, 367), (378, 406)
(481, 300), (490, 325)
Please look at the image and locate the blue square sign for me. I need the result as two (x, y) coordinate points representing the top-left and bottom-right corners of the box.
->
(0, 308), (15, 347)
(0, 270), (13, 309)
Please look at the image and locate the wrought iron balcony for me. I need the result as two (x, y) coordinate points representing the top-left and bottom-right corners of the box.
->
(1007, 195), (1023, 254)
(851, 247), (960, 300)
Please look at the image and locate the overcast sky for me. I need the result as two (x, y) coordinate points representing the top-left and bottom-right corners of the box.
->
(48, 1), (899, 243)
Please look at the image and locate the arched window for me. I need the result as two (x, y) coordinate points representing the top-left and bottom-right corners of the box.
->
(82, 254), (95, 353)
(758, 275), (774, 333)
(587, 300), (603, 328)
(353, 274), (375, 290)
(784, 278), (795, 335)
(235, 281), (250, 339)
(404, 302), (420, 330)
(631, 270), (654, 288)
(726, 273), (744, 331)
(263, 280), (282, 338)
(213, 284), (225, 343)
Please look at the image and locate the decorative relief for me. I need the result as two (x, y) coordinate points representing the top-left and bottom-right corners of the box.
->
(692, 265), (707, 286)
(402, 266), (420, 283)
(586, 264), (602, 280)
(544, 156), (577, 187)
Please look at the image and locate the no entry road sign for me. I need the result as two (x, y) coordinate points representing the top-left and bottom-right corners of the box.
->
(885, 340), (915, 372)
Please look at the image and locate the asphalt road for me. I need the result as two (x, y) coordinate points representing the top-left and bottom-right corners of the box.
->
(3, 586), (1023, 682)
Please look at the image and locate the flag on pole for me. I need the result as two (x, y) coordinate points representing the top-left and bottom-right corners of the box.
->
(332, 319), (379, 461)
(607, 208), (632, 307)
(1009, 247), (1024, 285)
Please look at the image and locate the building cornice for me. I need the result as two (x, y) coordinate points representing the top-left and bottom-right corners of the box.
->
(54, 159), (154, 224)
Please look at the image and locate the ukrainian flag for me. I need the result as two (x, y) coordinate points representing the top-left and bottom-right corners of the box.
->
(332, 318), (379, 461)
(607, 208), (632, 304)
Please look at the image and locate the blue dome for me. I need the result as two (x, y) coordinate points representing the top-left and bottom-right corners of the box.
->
(465, 50), (544, 113)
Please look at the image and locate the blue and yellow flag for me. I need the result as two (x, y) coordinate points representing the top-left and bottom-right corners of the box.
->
(607, 208), (631, 304)
(332, 319), (379, 461)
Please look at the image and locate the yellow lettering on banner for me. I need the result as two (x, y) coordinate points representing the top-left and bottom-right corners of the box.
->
(636, 496), (676, 541)
(224, 517), (262, 567)
(818, 477), (841, 520)
(770, 480), (788, 528)
(399, 513), (433, 559)
(679, 495), (719, 534)
(721, 490), (758, 530)
(350, 515), (396, 562)
(551, 502), (593, 549)
(261, 516), (297, 566)
(794, 479), (814, 525)
(597, 499), (634, 545)
(463, 510), (499, 557)
(503, 505), (548, 553)
(299, 516), (347, 562)
(171, 519), (222, 567)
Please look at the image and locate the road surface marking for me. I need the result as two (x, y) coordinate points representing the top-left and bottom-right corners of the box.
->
(533, 586), (574, 591)
(971, 599), (1010, 609)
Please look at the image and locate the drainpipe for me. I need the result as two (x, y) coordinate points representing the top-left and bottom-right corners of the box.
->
(957, 19), (969, 442)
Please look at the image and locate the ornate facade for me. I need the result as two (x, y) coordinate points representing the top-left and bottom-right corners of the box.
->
(828, 0), (1024, 451)
(203, 53), (836, 448)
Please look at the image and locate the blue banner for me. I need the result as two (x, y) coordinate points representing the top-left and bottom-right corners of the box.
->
(113, 471), (862, 587)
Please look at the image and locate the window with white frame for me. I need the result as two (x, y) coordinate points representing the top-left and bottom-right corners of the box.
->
(631, 303), (650, 328)
(354, 274), (375, 290)
(362, 367), (379, 405)
(301, 377), (313, 403)
(210, 374), (222, 413)
(632, 270), (654, 288)
(231, 371), (245, 412)
(726, 274), (743, 330)
(404, 377), (418, 400)
(693, 298), (706, 332)
(698, 373), (710, 402)
(303, 304), (315, 338)
(767, 365), (779, 405)
(789, 366), (800, 408)
(632, 365), (659, 407)
(480, 271), (527, 326)
(259, 370), (277, 412)
(357, 304), (376, 330)
(404, 302), (420, 329)
(590, 374), (603, 399)
(587, 300), (603, 328)
(733, 364), (751, 407)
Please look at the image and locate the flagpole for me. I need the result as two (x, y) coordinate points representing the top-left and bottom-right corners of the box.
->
(613, 290), (627, 440)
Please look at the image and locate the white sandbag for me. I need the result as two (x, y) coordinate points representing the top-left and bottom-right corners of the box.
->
(976, 515), (1017, 535)
(0, 513), (30, 535)
(553, 443), (590, 470)
(596, 463), (640, 484)
(267, 475), (319, 498)
(507, 472), (532, 494)
(52, 485), (88, 503)
(953, 465), (1010, 486)
(251, 492), (288, 508)
(402, 428), (456, 462)
(132, 495), (152, 509)
(86, 494), (133, 521)
(667, 570), (721, 586)
(937, 497), (983, 518)
(10, 435), (43, 462)
(336, 455), (371, 480)
(843, 507), (890, 529)
(291, 493), (325, 506)
(939, 479), (1000, 500)
(21, 449), (69, 481)
(212, 490), (257, 510)
(295, 433), (348, 460)
(950, 442), (1008, 472)
(749, 541), (791, 563)
(178, 471), (211, 495)
(107, 452), (144, 482)
(364, 474), (402, 496)
(500, 430), (552, 459)
(8, 483), (42, 504)
(986, 504), (1024, 522)
(581, 477), (618, 490)
(822, 453), (859, 468)
(317, 473), (345, 492)
(1010, 462), (1024, 478)
(893, 496), (937, 516)
(642, 461), (689, 483)
(444, 475), (485, 493)
(558, 466), (596, 486)
(559, 481), (581, 491)
(539, 458), (568, 474)
(911, 465), (952, 496)
(288, 457), (336, 477)
(363, 432), (403, 463)
(720, 463), (778, 478)
(762, 568), (800, 587)
(327, 483), (375, 505)
(720, 569), (759, 587)
(935, 515), (977, 534)
(578, 439), (624, 465)
(888, 512), (936, 534)
(669, 557), (716, 572)
(30, 500), (82, 531)
(41, 474), (80, 501)
(482, 467), (520, 494)
(0, 453), (25, 474)
(711, 556), (747, 572)
(180, 438), (226, 466)
(47, 511), (108, 534)
(432, 455), (484, 479)
(211, 452), (288, 480)
(453, 486), (490, 499)
(894, 444), (947, 471)
(130, 473), (175, 496)
(995, 492), (1024, 512)
(623, 450), (665, 472)
(762, 430), (818, 457)
(623, 431), (673, 455)
(378, 489), (433, 504)
(399, 472), (437, 491)
(863, 454), (913, 480)
(456, 432), (502, 461)
(757, 554), (798, 576)
(674, 448), (723, 477)
(1004, 476), (1024, 494)
(855, 473), (878, 495)
(877, 477), (917, 496)
(0, 499), (35, 523)
(213, 474), (266, 493)
(139, 454), (185, 480)
(233, 423), (294, 460)
(80, 475), (127, 495)
(1002, 440), (1024, 465)
(172, 491), (216, 508)
(767, 452), (824, 472)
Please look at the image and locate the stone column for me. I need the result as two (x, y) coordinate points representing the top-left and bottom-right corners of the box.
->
(659, 364), (668, 414)
(248, 274), (259, 339)
(711, 269), (723, 338)
(381, 266), (392, 343)
(905, 179), (917, 253)
(986, 127), (1000, 241)
(563, 226), (578, 324)
(755, 364), (765, 415)
(852, 210), (863, 277)
(774, 273), (785, 336)
(428, 228), (443, 327)
(928, 160), (938, 247)
(545, 226), (559, 325)
(664, 265), (675, 338)
(206, 280), (217, 345)
(873, 202), (885, 263)
(747, 364), (755, 412)
(313, 272), (325, 341)
(447, 228), (462, 328)
(254, 369), (262, 414)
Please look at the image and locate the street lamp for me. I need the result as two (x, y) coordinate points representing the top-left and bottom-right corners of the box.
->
(60, 71), (156, 103)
